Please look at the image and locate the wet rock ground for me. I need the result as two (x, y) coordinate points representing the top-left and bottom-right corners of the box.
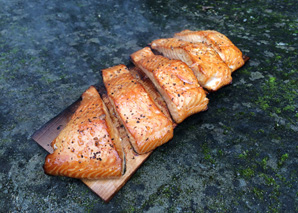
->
(0, 0), (297, 212)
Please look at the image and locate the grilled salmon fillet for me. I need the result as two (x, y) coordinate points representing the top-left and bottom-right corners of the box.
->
(174, 30), (244, 72)
(131, 47), (209, 123)
(129, 66), (173, 122)
(102, 64), (174, 154)
(44, 86), (124, 179)
(150, 38), (232, 91)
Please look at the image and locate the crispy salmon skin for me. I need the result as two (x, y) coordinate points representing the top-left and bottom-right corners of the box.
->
(102, 64), (174, 154)
(44, 86), (124, 179)
(151, 38), (232, 91)
(174, 30), (244, 72)
(131, 47), (209, 123)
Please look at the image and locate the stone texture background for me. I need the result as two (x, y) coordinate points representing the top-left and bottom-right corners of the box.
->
(0, 0), (297, 212)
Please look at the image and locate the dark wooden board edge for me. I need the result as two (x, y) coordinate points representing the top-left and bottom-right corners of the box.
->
(31, 98), (81, 153)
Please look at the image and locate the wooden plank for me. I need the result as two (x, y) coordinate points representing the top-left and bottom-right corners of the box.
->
(32, 94), (151, 202)
(31, 57), (249, 202)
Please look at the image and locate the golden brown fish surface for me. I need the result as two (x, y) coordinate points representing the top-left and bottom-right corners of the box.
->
(129, 66), (173, 122)
(44, 86), (124, 179)
(102, 64), (174, 154)
(174, 30), (244, 72)
(150, 38), (232, 91)
(131, 47), (209, 123)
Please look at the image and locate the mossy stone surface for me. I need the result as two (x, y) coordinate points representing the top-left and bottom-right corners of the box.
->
(0, 0), (297, 212)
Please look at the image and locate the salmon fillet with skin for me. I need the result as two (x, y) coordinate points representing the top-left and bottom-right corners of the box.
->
(44, 86), (124, 179)
(174, 30), (244, 72)
(102, 64), (174, 154)
(150, 38), (232, 91)
(131, 47), (209, 123)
